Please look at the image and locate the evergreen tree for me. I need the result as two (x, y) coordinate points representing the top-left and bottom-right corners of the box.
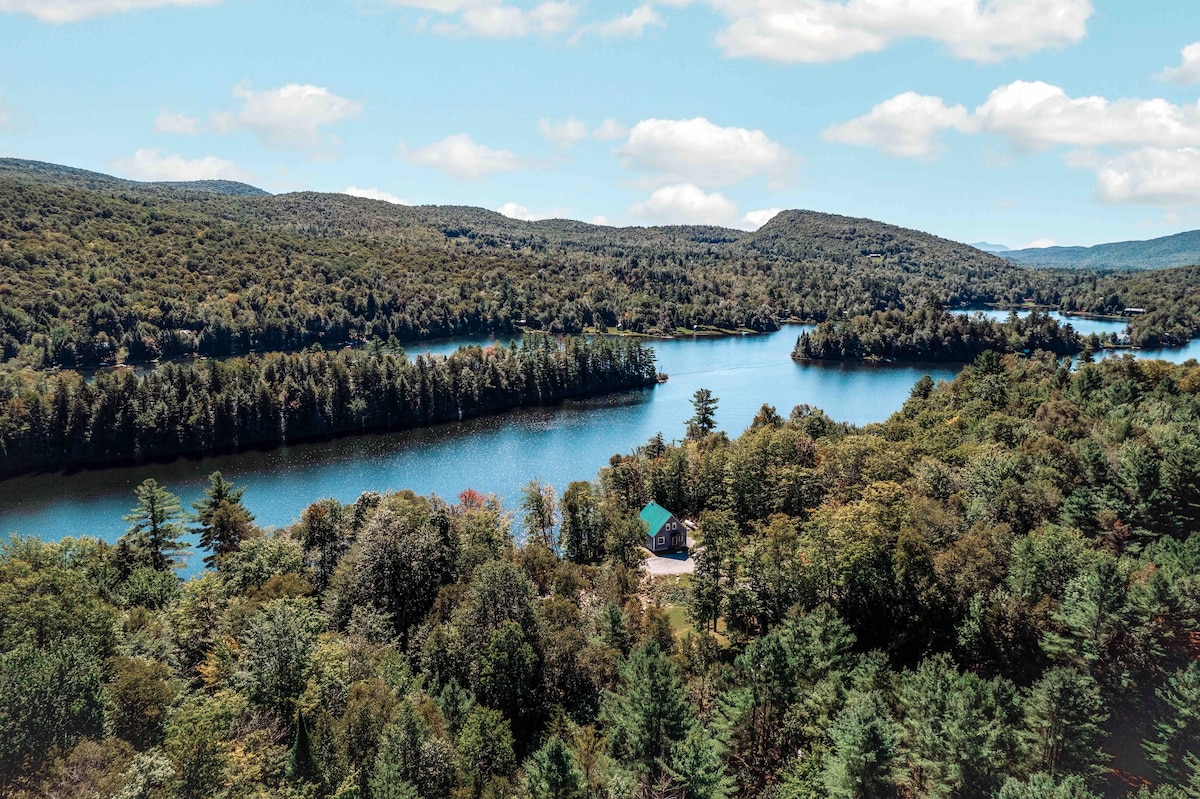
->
(121, 479), (189, 572)
(1020, 668), (1109, 780)
(824, 691), (900, 799)
(1145, 661), (1200, 779)
(687, 388), (719, 440)
(601, 641), (696, 783)
(191, 471), (256, 569)
(524, 736), (585, 799)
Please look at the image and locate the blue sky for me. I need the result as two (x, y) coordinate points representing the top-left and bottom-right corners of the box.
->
(2, 0), (1200, 247)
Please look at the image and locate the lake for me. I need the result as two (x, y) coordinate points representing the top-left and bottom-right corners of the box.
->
(2, 322), (1197, 570)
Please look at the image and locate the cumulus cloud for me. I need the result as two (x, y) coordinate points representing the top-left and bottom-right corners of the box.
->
(407, 133), (528, 180)
(575, 3), (662, 39)
(213, 83), (362, 150)
(155, 109), (200, 135)
(829, 79), (1200, 206)
(391, 0), (579, 38)
(0, 0), (217, 22)
(630, 183), (739, 226)
(539, 117), (589, 148)
(344, 186), (409, 204)
(496, 201), (568, 220)
(823, 92), (970, 160)
(1161, 42), (1200, 84)
(1091, 148), (1200, 205)
(973, 80), (1200, 151)
(109, 148), (249, 182)
(705, 0), (1092, 64)
(594, 119), (628, 140)
(619, 117), (796, 187)
(740, 207), (781, 230)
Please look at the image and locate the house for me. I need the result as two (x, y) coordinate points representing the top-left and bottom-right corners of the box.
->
(640, 502), (685, 553)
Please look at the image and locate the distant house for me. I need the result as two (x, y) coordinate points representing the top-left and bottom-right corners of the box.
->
(1124, 307), (1147, 315)
(640, 502), (685, 553)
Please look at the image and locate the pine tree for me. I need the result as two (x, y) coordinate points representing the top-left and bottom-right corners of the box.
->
(1144, 661), (1200, 779)
(686, 388), (719, 440)
(121, 479), (189, 572)
(191, 471), (255, 569)
(601, 641), (696, 783)
(524, 736), (585, 799)
(824, 691), (900, 799)
(1020, 667), (1109, 780)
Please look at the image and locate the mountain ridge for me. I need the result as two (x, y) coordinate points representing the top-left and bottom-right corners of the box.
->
(1004, 228), (1200, 271)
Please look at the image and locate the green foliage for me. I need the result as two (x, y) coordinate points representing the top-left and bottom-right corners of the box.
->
(192, 471), (256, 568)
(0, 335), (658, 475)
(121, 479), (189, 572)
(0, 642), (105, 781)
(823, 691), (900, 799)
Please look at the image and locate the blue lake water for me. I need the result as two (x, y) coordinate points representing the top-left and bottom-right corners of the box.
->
(1, 323), (1196, 572)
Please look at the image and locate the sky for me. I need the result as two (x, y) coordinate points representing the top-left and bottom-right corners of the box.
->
(1, 0), (1200, 248)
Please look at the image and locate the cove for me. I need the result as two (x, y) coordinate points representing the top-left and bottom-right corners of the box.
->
(3, 323), (1197, 571)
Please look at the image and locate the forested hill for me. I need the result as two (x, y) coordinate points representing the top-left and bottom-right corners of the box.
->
(0, 158), (269, 197)
(1005, 229), (1200, 271)
(0, 158), (1046, 370)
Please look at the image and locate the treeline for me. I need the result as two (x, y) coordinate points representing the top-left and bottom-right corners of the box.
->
(5, 163), (1186, 370)
(792, 306), (1083, 362)
(3, 354), (1200, 798)
(0, 334), (657, 474)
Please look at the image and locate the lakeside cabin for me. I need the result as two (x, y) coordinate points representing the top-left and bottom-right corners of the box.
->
(641, 501), (686, 553)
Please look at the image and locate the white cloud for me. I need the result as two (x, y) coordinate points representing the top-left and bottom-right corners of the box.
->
(1022, 237), (1057, 249)
(109, 148), (249, 182)
(823, 92), (969, 160)
(619, 117), (796, 187)
(344, 186), (409, 204)
(0, 0), (217, 22)
(1091, 148), (1200, 205)
(705, 0), (1092, 64)
(594, 118), (627, 140)
(973, 80), (1200, 151)
(829, 80), (1200, 207)
(740, 207), (781, 230)
(1160, 42), (1200, 85)
(539, 117), (588, 148)
(495, 201), (567, 220)
(214, 83), (362, 150)
(407, 133), (528, 180)
(629, 183), (739, 226)
(155, 109), (199, 135)
(589, 3), (662, 38)
(590, 214), (613, 225)
(397, 0), (580, 38)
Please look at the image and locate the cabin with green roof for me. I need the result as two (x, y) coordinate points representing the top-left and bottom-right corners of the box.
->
(640, 501), (684, 553)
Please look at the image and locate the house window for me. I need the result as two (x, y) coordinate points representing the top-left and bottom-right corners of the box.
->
(657, 537), (665, 546)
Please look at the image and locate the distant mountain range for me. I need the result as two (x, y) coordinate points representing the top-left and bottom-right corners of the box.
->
(1003, 230), (1200, 271)
(971, 242), (1011, 253)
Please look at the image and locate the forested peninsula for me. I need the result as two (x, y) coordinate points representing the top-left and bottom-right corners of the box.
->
(1, 158), (1198, 371)
(793, 306), (1085, 362)
(0, 334), (658, 475)
(3, 353), (1200, 799)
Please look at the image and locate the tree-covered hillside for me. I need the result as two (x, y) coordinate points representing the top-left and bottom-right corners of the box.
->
(0, 159), (1129, 370)
(2, 354), (1199, 798)
(1005, 229), (1200, 272)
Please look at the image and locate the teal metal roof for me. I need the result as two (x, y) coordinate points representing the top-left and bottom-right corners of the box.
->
(639, 502), (674, 533)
